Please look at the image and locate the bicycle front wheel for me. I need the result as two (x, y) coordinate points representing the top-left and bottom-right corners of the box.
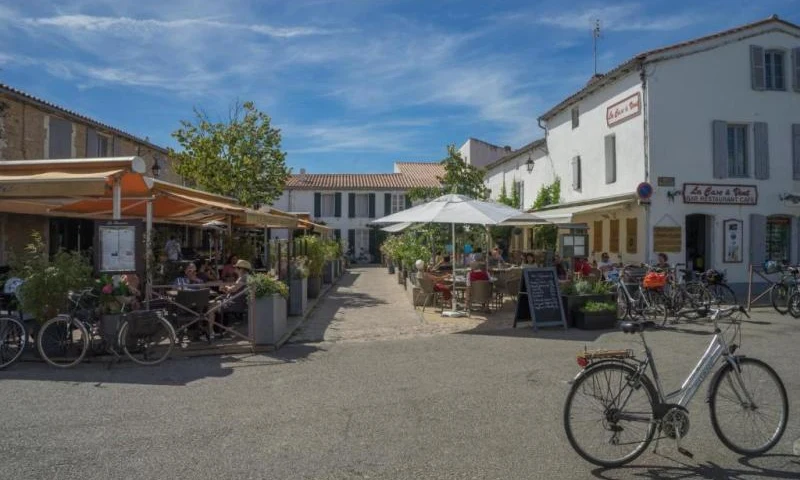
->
(118, 316), (176, 366)
(564, 362), (658, 467)
(709, 357), (788, 455)
(788, 292), (800, 318)
(770, 283), (790, 315)
(0, 316), (26, 369)
(36, 315), (89, 368)
(707, 284), (737, 311)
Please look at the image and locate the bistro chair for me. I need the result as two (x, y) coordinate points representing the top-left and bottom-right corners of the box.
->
(168, 288), (210, 343)
(415, 277), (443, 313)
(498, 269), (522, 309)
(467, 280), (493, 316)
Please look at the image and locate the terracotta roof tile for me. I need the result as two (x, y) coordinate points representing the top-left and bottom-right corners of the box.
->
(0, 83), (169, 153)
(394, 161), (446, 179)
(539, 15), (800, 121)
(286, 171), (443, 190)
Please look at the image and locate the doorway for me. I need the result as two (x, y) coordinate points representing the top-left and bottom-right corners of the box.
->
(685, 214), (712, 272)
(49, 218), (95, 256)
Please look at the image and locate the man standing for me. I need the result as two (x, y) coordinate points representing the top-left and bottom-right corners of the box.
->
(165, 235), (182, 261)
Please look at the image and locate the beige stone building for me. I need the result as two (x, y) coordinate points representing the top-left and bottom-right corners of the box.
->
(0, 83), (178, 265)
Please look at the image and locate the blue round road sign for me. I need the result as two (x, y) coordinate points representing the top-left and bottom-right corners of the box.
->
(636, 182), (653, 200)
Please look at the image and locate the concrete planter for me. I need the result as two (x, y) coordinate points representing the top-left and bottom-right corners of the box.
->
(289, 277), (308, 316)
(323, 261), (333, 284)
(397, 270), (404, 285)
(307, 275), (322, 298)
(250, 294), (287, 345)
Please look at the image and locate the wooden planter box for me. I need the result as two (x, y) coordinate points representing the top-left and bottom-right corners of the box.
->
(250, 294), (287, 345)
(561, 294), (615, 328)
(289, 277), (307, 316)
(573, 310), (617, 330)
(307, 276), (322, 298)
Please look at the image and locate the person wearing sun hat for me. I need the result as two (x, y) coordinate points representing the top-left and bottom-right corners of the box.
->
(222, 259), (252, 294)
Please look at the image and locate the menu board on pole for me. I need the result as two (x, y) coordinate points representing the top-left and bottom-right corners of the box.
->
(95, 221), (143, 274)
(513, 267), (568, 331)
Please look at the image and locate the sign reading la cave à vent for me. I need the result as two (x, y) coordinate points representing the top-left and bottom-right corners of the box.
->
(606, 92), (642, 127)
(682, 183), (758, 205)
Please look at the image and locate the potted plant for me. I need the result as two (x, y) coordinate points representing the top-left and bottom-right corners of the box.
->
(248, 272), (289, 345)
(574, 301), (618, 330)
(302, 236), (326, 298)
(321, 239), (339, 284)
(289, 256), (309, 316)
(96, 274), (135, 344)
(380, 236), (400, 275)
(560, 278), (615, 327)
(12, 232), (93, 323)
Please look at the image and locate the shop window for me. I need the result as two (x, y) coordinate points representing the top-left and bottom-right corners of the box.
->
(766, 216), (791, 263)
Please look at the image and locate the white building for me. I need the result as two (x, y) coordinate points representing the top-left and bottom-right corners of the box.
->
(485, 15), (800, 297)
(459, 138), (512, 169)
(272, 162), (443, 260)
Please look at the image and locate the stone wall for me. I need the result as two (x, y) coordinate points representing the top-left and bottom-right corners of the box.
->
(0, 213), (48, 265)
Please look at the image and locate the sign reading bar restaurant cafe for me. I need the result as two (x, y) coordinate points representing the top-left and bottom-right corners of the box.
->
(606, 92), (642, 127)
(682, 183), (758, 205)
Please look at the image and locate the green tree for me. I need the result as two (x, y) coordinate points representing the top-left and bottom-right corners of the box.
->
(531, 178), (561, 250)
(510, 181), (521, 209)
(407, 144), (489, 201)
(170, 101), (290, 208)
(497, 182), (513, 207)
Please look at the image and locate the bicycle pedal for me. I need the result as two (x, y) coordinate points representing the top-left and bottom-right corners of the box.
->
(677, 447), (693, 458)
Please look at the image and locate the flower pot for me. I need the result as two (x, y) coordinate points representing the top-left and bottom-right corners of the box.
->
(289, 277), (308, 316)
(307, 275), (322, 298)
(250, 293), (287, 345)
(573, 310), (617, 330)
(323, 261), (333, 284)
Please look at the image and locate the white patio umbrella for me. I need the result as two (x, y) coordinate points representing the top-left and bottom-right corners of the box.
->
(372, 194), (549, 314)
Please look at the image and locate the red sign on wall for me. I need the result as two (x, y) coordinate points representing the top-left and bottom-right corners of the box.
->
(606, 92), (642, 127)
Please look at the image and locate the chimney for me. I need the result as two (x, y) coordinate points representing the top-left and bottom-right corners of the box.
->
(504, 146), (512, 152)
(299, 168), (306, 175)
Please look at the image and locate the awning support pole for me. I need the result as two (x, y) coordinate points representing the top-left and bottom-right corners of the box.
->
(145, 198), (153, 308)
(112, 177), (121, 219)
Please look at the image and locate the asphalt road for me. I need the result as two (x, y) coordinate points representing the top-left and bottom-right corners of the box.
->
(1, 308), (799, 479)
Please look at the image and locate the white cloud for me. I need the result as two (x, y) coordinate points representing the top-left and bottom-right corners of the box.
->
(523, 3), (700, 32)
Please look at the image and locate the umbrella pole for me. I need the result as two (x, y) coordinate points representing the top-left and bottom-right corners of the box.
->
(452, 222), (457, 311)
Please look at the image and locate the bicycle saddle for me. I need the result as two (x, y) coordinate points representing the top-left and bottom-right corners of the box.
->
(620, 320), (657, 334)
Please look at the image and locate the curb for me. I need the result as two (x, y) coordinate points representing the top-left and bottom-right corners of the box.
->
(276, 271), (344, 349)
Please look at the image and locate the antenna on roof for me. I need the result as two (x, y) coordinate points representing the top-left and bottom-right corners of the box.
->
(592, 18), (602, 75)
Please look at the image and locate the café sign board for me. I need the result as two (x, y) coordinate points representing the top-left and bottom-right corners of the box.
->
(606, 92), (642, 127)
(682, 183), (757, 205)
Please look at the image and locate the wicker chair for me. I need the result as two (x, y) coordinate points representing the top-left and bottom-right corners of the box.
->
(467, 280), (493, 316)
(415, 277), (442, 313)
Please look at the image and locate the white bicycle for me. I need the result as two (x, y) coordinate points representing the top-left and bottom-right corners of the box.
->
(563, 305), (788, 467)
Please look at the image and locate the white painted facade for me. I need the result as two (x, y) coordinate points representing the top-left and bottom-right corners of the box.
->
(530, 17), (800, 296)
(459, 138), (511, 169)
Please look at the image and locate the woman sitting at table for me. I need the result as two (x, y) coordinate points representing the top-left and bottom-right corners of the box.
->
(433, 255), (453, 272)
(221, 255), (239, 283)
(466, 261), (490, 284)
(522, 253), (536, 267)
(221, 259), (252, 294)
(488, 247), (504, 268)
(197, 259), (218, 282)
(423, 269), (452, 305)
(175, 262), (205, 289)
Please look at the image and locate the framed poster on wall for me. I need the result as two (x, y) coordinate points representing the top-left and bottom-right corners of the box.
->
(722, 219), (743, 263)
(95, 220), (144, 274)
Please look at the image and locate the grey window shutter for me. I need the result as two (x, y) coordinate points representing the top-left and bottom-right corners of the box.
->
(334, 229), (341, 241)
(369, 228), (378, 260)
(48, 117), (72, 159)
(347, 229), (356, 255)
(85, 128), (98, 158)
(753, 122), (769, 179)
(405, 195), (412, 209)
(793, 124), (800, 180)
(750, 45), (765, 91)
(793, 47), (800, 92)
(712, 120), (728, 178)
(368, 193), (376, 218)
(334, 192), (342, 217)
(112, 136), (122, 156)
(314, 193), (321, 217)
(604, 135), (616, 184)
(571, 156), (581, 190)
(384, 193), (391, 216)
(348, 193), (355, 218)
(749, 214), (767, 267)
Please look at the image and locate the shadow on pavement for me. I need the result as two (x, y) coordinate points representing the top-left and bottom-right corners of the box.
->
(0, 343), (323, 386)
(590, 454), (800, 480)
(333, 271), (361, 288)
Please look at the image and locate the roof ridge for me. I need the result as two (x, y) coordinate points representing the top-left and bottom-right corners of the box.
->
(0, 83), (169, 154)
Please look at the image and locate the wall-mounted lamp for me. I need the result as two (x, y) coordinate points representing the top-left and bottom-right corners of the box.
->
(525, 153), (534, 173)
(152, 157), (162, 178)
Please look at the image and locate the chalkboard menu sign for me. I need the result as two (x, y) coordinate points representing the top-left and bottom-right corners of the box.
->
(513, 267), (568, 331)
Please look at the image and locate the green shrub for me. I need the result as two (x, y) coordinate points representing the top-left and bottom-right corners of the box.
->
(248, 273), (289, 298)
(581, 301), (616, 313)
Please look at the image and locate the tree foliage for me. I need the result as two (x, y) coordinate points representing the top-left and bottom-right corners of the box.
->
(407, 144), (489, 201)
(170, 101), (290, 208)
(531, 178), (561, 251)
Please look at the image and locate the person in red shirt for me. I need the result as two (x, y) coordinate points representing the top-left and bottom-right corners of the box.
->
(574, 257), (592, 277)
(467, 262), (490, 284)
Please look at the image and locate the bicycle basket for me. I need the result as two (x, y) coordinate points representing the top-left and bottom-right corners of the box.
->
(623, 267), (648, 284)
(124, 311), (166, 338)
(763, 260), (780, 275)
(704, 269), (724, 285)
(642, 272), (667, 289)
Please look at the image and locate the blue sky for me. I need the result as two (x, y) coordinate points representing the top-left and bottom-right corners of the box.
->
(1, 1), (798, 173)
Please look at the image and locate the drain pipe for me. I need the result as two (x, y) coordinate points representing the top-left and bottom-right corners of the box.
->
(640, 60), (652, 265)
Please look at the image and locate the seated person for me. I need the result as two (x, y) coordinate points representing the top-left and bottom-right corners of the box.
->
(655, 252), (670, 270)
(488, 247), (504, 267)
(553, 253), (568, 280)
(424, 269), (452, 304)
(433, 255), (453, 272)
(522, 253), (536, 267)
(597, 252), (614, 276)
(175, 263), (205, 289)
(472, 248), (484, 262)
(573, 257), (593, 277)
(221, 259), (252, 294)
(197, 259), (218, 282)
(466, 261), (490, 285)
(221, 255), (239, 283)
